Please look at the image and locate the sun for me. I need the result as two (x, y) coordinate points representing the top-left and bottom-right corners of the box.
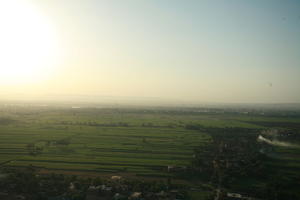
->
(0, 0), (61, 85)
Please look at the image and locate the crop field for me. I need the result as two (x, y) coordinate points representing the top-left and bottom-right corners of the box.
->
(1, 104), (300, 184)
(0, 106), (213, 177)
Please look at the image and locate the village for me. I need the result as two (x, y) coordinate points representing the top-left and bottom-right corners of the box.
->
(0, 168), (189, 200)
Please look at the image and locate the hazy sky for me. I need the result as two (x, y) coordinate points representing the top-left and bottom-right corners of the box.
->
(1, 0), (300, 103)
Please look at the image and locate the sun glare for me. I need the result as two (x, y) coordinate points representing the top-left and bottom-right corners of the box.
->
(0, 0), (60, 84)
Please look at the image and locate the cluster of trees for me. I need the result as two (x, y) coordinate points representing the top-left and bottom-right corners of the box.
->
(54, 138), (71, 146)
(186, 125), (300, 200)
(0, 117), (16, 125)
(61, 121), (129, 127)
(0, 167), (87, 200)
(0, 167), (189, 200)
(141, 122), (176, 128)
(26, 143), (43, 156)
(190, 127), (265, 186)
(26, 138), (72, 156)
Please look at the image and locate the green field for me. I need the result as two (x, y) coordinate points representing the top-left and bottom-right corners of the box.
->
(0, 106), (216, 176)
(1, 104), (300, 199)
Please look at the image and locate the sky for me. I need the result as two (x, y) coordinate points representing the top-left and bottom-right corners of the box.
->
(0, 0), (300, 104)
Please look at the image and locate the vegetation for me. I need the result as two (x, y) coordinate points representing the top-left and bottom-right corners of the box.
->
(0, 103), (300, 199)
